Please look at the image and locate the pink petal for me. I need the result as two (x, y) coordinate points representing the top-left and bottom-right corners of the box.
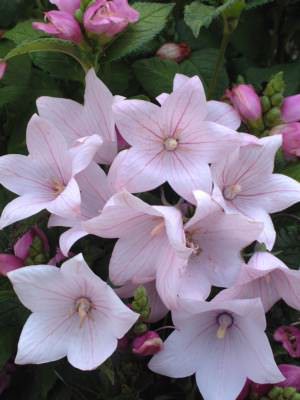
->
(178, 258), (211, 301)
(206, 100), (241, 129)
(113, 99), (163, 145)
(59, 226), (88, 256)
(0, 254), (23, 276)
(47, 178), (81, 219)
(70, 134), (103, 175)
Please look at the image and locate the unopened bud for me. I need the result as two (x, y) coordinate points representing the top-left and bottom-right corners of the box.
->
(281, 94), (300, 123)
(268, 386), (283, 399)
(261, 96), (271, 112)
(265, 107), (281, 127)
(156, 42), (191, 63)
(132, 331), (163, 356)
(271, 93), (283, 107)
(226, 84), (262, 123)
(0, 60), (7, 80)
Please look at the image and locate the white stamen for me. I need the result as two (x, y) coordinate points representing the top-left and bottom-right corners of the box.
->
(164, 138), (178, 151)
(217, 313), (233, 339)
(223, 184), (242, 200)
(76, 297), (92, 328)
(52, 179), (65, 196)
(185, 232), (201, 255)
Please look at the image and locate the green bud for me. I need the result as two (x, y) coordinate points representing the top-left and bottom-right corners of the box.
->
(271, 93), (283, 107)
(131, 286), (151, 320)
(283, 387), (296, 398)
(261, 96), (271, 112)
(269, 386), (283, 399)
(264, 107), (281, 127)
(236, 75), (245, 84)
(33, 254), (47, 264)
(30, 236), (43, 254)
(273, 72), (285, 92)
(291, 393), (300, 400)
(75, 9), (83, 23)
(133, 323), (148, 335)
(24, 257), (34, 266)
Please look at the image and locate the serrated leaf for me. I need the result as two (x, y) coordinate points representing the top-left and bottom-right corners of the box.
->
(246, 0), (275, 9)
(4, 20), (44, 44)
(4, 38), (92, 73)
(184, 0), (239, 37)
(105, 2), (174, 61)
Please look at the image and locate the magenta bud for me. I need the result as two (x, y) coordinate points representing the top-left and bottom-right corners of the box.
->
(272, 123), (300, 160)
(33, 11), (83, 44)
(281, 94), (300, 123)
(226, 84), (262, 122)
(0, 254), (23, 276)
(13, 227), (49, 260)
(116, 127), (129, 151)
(274, 325), (300, 358)
(132, 331), (163, 356)
(156, 42), (191, 63)
(83, 0), (139, 37)
(0, 61), (7, 80)
(277, 364), (300, 390)
(50, 0), (81, 14)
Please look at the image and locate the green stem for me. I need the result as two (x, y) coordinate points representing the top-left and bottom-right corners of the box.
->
(207, 18), (231, 100)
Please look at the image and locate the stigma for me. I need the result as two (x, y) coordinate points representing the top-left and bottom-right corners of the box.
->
(164, 137), (178, 151)
(52, 179), (65, 196)
(76, 297), (92, 328)
(217, 313), (233, 339)
(223, 184), (242, 200)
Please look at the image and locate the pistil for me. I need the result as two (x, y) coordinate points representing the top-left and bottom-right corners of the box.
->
(76, 297), (92, 328)
(217, 313), (233, 339)
(223, 184), (242, 200)
(164, 138), (178, 151)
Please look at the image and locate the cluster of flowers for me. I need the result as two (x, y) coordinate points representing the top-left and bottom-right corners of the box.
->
(1, 69), (300, 400)
(32, 0), (139, 44)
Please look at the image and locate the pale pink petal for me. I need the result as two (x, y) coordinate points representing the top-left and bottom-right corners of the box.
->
(172, 73), (190, 90)
(59, 226), (88, 256)
(26, 114), (72, 183)
(178, 258), (211, 301)
(15, 312), (76, 365)
(0, 254), (23, 276)
(113, 99), (163, 145)
(206, 100), (241, 130)
(70, 135), (103, 175)
(7, 265), (73, 313)
(107, 148), (166, 193)
(275, 269), (300, 311)
(145, 282), (169, 322)
(161, 76), (207, 136)
(0, 194), (51, 229)
(83, 191), (160, 238)
(0, 155), (52, 196)
(156, 93), (168, 105)
(47, 178), (81, 219)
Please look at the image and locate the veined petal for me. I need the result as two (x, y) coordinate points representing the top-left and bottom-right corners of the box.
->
(206, 100), (241, 130)
(59, 226), (88, 256)
(70, 134), (103, 175)
(47, 177), (81, 219)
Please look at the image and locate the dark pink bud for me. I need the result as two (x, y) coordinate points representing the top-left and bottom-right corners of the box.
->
(272, 123), (300, 159)
(156, 42), (191, 63)
(0, 61), (7, 80)
(236, 379), (251, 400)
(116, 127), (129, 151)
(274, 325), (300, 358)
(50, 0), (81, 14)
(13, 227), (49, 261)
(132, 331), (163, 356)
(33, 11), (83, 44)
(0, 254), (23, 276)
(281, 94), (300, 123)
(277, 364), (300, 390)
(84, 0), (139, 37)
(48, 247), (69, 266)
(226, 84), (262, 122)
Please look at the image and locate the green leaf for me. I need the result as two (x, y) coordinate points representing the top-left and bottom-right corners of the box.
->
(4, 38), (93, 73)
(133, 57), (179, 97)
(282, 163), (300, 181)
(184, 0), (239, 37)
(0, 327), (18, 369)
(105, 2), (174, 61)
(4, 20), (44, 45)
(246, 0), (275, 9)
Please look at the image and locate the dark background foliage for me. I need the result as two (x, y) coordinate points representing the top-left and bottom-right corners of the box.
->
(0, 0), (300, 399)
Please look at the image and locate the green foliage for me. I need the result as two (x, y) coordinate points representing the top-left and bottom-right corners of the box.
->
(4, 20), (44, 44)
(105, 2), (174, 61)
(246, 0), (275, 9)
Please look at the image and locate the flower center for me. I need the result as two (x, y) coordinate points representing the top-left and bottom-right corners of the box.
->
(216, 313), (233, 339)
(223, 184), (242, 200)
(185, 231), (201, 255)
(164, 137), (178, 151)
(52, 179), (65, 196)
(76, 297), (92, 328)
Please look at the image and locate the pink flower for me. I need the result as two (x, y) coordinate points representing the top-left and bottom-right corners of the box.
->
(216, 251), (300, 312)
(33, 11), (83, 44)
(84, 0), (139, 37)
(281, 94), (300, 123)
(274, 326), (300, 358)
(278, 364), (300, 390)
(83, 190), (192, 309)
(178, 191), (262, 290)
(212, 135), (300, 250)
(111, 74), (245, 204)
(48, 162), (114, 255)
(49, 0), (80, 14)
(0, 61), (7, 80)
(0, 227), (49, 276)
(149, 298), (283, 400)
(226, 84), (262, 122)
(273, 123), (300, 159)
(132, 331), (163, 356)
(156, 42), (191, 63)
(0, 115), (102, 229)
(7, 253), (139, 370)
(37, 69), (117, 165)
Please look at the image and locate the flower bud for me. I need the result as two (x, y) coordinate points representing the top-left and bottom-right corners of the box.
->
(281, 94), (300, 123)
(264, 107), (281, 127)
(132, 331), (163, 356)
(0, 254), (23, 276)
(50, 0), (81, 14)
(226, 84), (262, 123)
(272, 123), (300, 160)
(274, 325), (300, 358)
(0, 61), (7, 80)
(83, 0), (139, 37)
(277, 364), (300, 391)
(33, 11), (83, 44)
(156, 42), (191, 63)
